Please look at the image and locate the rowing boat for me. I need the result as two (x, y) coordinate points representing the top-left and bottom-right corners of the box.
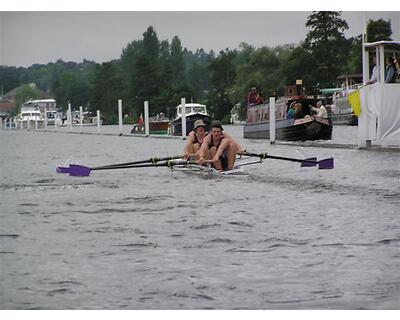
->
(172, 163), (249, 177)
(56, 151), (334, 177)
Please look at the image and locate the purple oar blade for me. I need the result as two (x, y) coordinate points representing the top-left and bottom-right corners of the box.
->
(69, 164), (92, 176)
(318, 158), (334, 170)
(56, 166), (70, 174)
(300, 157), (318, 167)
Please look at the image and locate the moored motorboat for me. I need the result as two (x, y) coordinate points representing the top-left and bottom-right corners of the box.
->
(131, 113), (170, 134)
(243, 96), (333, 141)
(168, 103), (211, 136)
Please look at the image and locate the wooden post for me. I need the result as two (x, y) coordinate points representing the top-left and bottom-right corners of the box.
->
(181, 98), (186, 139)
(118, 99), (123, 136)
(79, 106), (83, 133)
(68, 102), (72, 132)
(97, 110), (101, 135)
(269, 97), (276, 144)
(44, 109), (48, 130)
(144, 101), (149, 137)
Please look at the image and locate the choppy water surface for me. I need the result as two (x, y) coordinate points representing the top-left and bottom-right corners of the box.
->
(0, 126), (399, 309)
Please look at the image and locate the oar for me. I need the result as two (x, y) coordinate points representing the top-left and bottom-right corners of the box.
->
(242, 152), (334, 169)
(57, 155), (184, 174)
(68, 160), (195, 177)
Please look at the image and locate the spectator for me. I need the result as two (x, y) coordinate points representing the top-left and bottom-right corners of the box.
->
(287, 102), (295, 119)
(293, 103), (304, 119)
(247, 87), (257, 105)
(385, 57), (397, 83)
(255, 93), (264, 105)
(366, 56), (378, 85)
(310, 101), (328, 119)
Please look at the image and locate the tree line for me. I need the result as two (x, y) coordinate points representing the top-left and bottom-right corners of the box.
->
(0, 12), (393, 123)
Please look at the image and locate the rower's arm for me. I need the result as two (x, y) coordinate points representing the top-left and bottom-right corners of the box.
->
(214, 138), (232, 159)
(222, 132), (243, 154)
(198, 135), (210, 160)
(184, 132), (195, 157)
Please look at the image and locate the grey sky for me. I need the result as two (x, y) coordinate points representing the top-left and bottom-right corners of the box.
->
(0, 11), (399, 67)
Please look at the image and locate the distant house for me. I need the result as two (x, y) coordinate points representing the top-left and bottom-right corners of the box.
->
(0, 99), (16, 119)
(0, 83), (51, 119)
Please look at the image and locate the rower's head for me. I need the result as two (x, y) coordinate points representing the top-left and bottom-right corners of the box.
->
(210, 120), (223, 139)
(193, 119), (206, 135)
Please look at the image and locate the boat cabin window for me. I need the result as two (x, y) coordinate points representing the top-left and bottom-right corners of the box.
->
(192, 106), (205, 113)
(46, 112), (55, 119)
(178, 106), (195, 115)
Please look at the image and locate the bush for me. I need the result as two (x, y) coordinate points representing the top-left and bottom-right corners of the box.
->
(221, 114), (232, 125)
(124, 115), (136, 124)
(105, 114), (118, 125)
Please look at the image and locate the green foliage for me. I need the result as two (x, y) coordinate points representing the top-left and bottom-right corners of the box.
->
(345, 19), (393, 75)
(106, 113), (118, 125)
(283, 45), (315, 88)
(207, 49), (238, 120)
(0, 67), (20, 93)
(52, 70), (91, 110)
(123, 115), (136, 124)
(345, 35), (363, 74)
(367, 19), (392, 42)
(221, 114), (232, 125)
(120, 27), (209, 119)
(304, 11), (351, 87)
(88, 62), (125, 118)
(185, 49), (212, 101)
(15, 84), (45, 110)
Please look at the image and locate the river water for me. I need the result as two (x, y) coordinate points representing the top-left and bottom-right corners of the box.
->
(0, 125), (399, 309)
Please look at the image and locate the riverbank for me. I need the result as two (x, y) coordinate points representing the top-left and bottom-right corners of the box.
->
(2, 124), (400, 152)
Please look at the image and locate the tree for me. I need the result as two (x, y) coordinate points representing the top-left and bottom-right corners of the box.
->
(207, 49), (238, 120)
(15, 84), (45, 111)
(52, 70), (91, 110)
(367, 19), (392, 42)
(345, 19), (393, 75)
(134, 26), (162, 111)
(0, 67), (20, 93)
(304, 11), (351, 87)
(283, 45), (316, 90)
(89, 62), (125, 120)
(156, 36), (193, 113)
(185, 48), (212, 101)
(120, 26), (164, 116)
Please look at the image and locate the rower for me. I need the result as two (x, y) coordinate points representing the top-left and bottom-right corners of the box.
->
(184, 119), (208, 160)
(198, 120), (244, 171)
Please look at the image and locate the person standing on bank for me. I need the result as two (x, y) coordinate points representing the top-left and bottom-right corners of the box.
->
(385, 57), (397, 83)
(366, 56), (378, 85)
(247, 87), (258, 106)
(198, 120), (244, 171)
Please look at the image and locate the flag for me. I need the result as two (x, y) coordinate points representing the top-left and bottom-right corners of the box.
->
(347, 90), (361, 116)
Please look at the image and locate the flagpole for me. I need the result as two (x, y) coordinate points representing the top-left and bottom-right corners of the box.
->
(362, 12), (368, 84)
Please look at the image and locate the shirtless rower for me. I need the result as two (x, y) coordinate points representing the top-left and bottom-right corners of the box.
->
(183, 119), (208, 160)
(198, 120), (244, 171)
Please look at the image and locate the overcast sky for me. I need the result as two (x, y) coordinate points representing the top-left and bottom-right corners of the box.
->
(1, 11), (399, 67)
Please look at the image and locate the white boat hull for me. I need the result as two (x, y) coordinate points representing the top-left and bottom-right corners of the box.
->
(172, 164), (248, 177)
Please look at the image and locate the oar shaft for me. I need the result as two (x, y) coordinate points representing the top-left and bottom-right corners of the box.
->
(92, 155), (184, 170)
(91, 160), (194, 171)
(243, 152), (318, 164)
(267, 154), (317, 164)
